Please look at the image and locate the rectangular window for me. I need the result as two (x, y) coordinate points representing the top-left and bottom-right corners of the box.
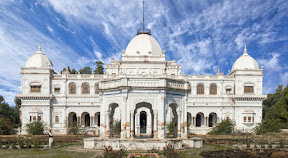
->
(31, 85), (41, 92)
(37, 116), (41, 121)
(30, 116), (32, 122)
(197, 85), (204, 94)
(112, 73), (116, 78)
(210, 85), (217, 95)
(248, 116), (251, 122)
(54, 87), (60, 93)
(55, 116), (59, 123)
(33, 116), (36, 121)
(244, 86), (254, 94)
(243, 117), (247, 122)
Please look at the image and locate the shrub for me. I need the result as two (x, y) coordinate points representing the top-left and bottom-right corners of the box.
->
(112, 120), (121, 135)
(254, 118), (283, 135)
(0, 115), (14, 135)
(163, 140), (182, 158)
(167, 120), (175, 136)
(18, 140), (24, 149)
(103, 146), (126, 158)
(208, 119), (235, 135)
(25, 120), (45, 135)
(68, 121), (82, 135)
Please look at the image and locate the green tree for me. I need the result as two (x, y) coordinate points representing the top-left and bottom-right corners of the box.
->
(254, 118), (283, 135)
(78, 66), (92, 74)
(25, 120), (45, 135)
(0, 115), (14, 135)
(208, 118), (235, 135)
(13, 97), (21, 128)
(94, 61), (104, 74)
(71, 68), (77, 74)
(0, 96), (12, 117)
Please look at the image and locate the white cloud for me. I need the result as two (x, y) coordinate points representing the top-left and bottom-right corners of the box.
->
(258, 53), (281, 71)
(46, 25), (54, 33)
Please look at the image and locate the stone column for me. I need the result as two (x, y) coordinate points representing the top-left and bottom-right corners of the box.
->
(90, 116), (94, 127)
(192, 116), (195, 127)
(177, 111), (181, 138)
(147, 113), (152, 135)
(205, 116), (208, 127)
(130, 111), (134, 139)
(153, 111), (158, 139)
(105, 111), (110, 138)
(135, 113), (140, 136)
(121, 97), (127, 139)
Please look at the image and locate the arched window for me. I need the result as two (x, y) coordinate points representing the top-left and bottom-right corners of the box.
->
(81, 82), (90, 94)
(69, 82), (76, 94)
(244, 86), (254, 94)
(210, 83), (217, 95)
(197, 83), (204, 94)
(55, 116), (59, 123)
(95, 83), (99, 94)
(188, 84), (191, 95)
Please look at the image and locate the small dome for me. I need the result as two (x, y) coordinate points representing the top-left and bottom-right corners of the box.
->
(125, 34), (162, 56)
(232, 46), (259, 71)
(25, 45), (53, 68)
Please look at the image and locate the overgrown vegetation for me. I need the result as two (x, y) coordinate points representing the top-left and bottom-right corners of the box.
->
(67, 121), (83, 135)
(25, 120), (45, 135)
(0, 114), (14, 135)
(112, 120), (121, 135)
(255, 85), (288, 134)
(167, 120), (175, 137)
(208, 119), (235, 135)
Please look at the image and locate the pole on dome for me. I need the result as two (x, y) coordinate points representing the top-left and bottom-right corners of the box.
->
(137, 1), (151, 35)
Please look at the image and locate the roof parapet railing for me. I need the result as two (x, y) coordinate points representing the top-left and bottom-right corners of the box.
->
(137, 28), (151, 35)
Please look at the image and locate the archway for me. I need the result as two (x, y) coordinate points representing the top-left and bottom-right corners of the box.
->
(94, 112), (100, 126)
(196, 112), (204, 127)
(108, 103), (120, 138)
(209, 112), (217, 127)
(134, 102), (154, 138)
(68, 112), (77, 127)
(81, 112), (90, 127)
(140, 111), (147, 133)
(187, 112), (192, 128)
(168, 103), (178, 138)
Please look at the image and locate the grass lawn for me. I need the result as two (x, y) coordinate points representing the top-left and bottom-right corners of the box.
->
(0, 143), (228, 158)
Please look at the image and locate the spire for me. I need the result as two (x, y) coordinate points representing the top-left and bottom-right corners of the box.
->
(136, 1), (151, 35)
(217, 67), (221, 75)
(243, 45), (248, 55)
(36, 44), (43, 54)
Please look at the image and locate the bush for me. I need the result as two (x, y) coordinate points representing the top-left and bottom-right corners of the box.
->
(26, 120), (45, 135)
(112, 120), (121, 135)
(163, 140), (182, 158)
(0, 115), (14, 135)
(68, 121), (82, 135)
(103, 146), (126, 158)
(167, 120), (175, 136)
(208, 119), (235, 135)
(254, 118), (283, 135)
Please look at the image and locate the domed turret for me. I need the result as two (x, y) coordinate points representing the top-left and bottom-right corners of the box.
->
(232, 46), (259, 71)
(124, 34), (163, 56)
(25, 45), (53, 68)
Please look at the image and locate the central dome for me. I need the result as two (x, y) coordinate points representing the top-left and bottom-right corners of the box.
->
(232, 47), (259, 71)
(125, 34), (162, 56)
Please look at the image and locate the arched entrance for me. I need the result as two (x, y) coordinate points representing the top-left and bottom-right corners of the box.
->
(209, 112), (217, 127)
(187, 112), (192, 128)
(68, 112), (77, 127)
(168, 103), (178, 138)
(94, 112), (100, 126)
(196, 112), (204, 127)
(133, 102), (154, 138)
(81, 112), (90, 127)
(140, 111), (147, 133)
(108, 103), (120, 138)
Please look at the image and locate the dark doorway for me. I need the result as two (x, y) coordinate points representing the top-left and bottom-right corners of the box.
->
(85, 113), (90, 126)
(209, 114), (213, 127)
(196, 114), (201, 127)
(140, 112), (147, 133)
(98, 113), (100, 126)
(72, 113), (77, 122)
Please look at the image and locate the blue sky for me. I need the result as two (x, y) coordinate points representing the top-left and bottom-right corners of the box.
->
(0, 0), (287, 106)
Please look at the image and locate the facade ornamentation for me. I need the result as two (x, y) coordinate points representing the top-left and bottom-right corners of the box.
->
(17, 31), (266, 137)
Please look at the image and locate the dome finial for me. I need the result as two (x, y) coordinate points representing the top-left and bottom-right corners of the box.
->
(38, 44), (41, 51)
(243, 45), (248, 55)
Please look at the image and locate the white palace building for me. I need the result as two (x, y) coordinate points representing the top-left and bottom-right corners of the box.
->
(17, 29), (266, 138)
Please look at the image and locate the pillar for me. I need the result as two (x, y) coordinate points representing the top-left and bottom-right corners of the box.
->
(177, 111), (181, 138)
(192, 116), (195, 127)
(90, 116), (93, 127)
(130, 111), (134, 139)
(147, 113), (152, 135)
(105, 111), (110, 138)
(135, 113), (140, 136)
(153, 111), (158, 139)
